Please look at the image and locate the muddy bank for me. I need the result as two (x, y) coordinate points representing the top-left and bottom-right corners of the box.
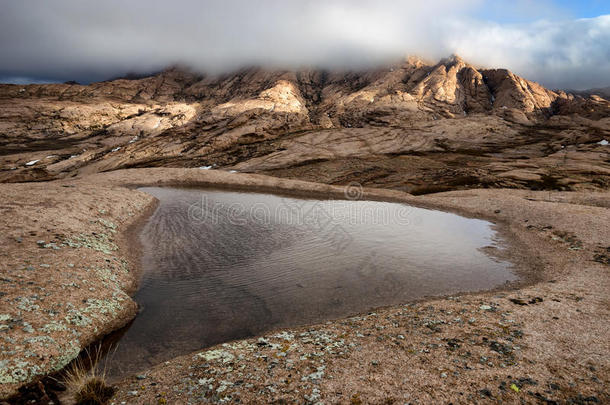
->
(0, 168), (608, 403)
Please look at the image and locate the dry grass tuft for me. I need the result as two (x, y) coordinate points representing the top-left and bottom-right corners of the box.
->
(61, 347), (115, 405)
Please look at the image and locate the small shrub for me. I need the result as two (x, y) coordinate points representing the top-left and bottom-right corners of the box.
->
(73, 378), (115, 405)
(62, 347), (115, 405)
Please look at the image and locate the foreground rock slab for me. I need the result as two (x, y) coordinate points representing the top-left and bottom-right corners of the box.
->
(0, 168), (607, 403)
(111, 175), (609, 404)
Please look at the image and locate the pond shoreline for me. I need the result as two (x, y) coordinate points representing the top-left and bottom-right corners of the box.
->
(1, 168), (607, 403)
(101, 185), (519, 379)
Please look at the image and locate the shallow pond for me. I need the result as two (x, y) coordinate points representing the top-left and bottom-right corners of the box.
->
(105, 187), (516, 378)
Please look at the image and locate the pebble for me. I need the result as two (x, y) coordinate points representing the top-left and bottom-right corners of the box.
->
(479, 305), (492, 311)
(480, 388), (492, 397)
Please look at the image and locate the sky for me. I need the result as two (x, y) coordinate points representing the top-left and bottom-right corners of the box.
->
(0, 0), (608, 90)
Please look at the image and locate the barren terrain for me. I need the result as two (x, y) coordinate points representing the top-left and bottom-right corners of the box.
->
(0, 56), (608, 403)
(1, 56), (608, 194)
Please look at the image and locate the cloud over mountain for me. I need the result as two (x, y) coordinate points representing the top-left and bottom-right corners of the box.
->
(0, 0), (608, 89)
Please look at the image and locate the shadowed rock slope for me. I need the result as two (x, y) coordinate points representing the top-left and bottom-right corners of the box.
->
(1, 55), (608, 194)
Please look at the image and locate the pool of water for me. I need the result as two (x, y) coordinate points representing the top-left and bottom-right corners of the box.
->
(105, 187), (516, 378)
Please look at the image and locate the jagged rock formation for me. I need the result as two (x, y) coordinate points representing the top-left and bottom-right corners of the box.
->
(0, 55), (608, 193)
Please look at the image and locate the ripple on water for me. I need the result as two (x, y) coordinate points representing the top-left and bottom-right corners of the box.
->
(104, 187), (516, 379)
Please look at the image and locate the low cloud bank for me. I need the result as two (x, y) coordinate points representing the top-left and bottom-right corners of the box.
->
(0, 0), (608, 89)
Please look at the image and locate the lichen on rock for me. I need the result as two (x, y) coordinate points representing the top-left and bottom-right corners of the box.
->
(82, 298), (123, 317)
(0, 360), (42, 384)
(195, 348), (235, 364)
(64, 233), (118, 254)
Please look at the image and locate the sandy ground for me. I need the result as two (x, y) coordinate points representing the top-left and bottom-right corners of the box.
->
(0, 168), (608, 404)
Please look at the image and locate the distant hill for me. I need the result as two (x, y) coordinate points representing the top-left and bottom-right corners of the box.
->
(566, 86), (610, 100)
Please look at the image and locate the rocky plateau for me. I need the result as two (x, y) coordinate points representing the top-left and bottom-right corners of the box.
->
(1, 55), (608, 194)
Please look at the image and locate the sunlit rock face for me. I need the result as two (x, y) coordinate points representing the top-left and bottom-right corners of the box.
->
(481, 68), (559, 113)
(211, 80), (308, 117)
(0, 55), (608, 192)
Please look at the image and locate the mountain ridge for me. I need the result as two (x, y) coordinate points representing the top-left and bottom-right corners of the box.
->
(0, 55), (608, 193)
(2, 55), (606, 116)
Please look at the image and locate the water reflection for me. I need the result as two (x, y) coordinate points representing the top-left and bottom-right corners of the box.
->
(105, 187), (516, 379)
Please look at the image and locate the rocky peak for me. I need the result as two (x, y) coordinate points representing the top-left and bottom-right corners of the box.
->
(481, 69), (559, 113)
(441, 54), (467, 68)
(409, 54), (490, 112)
(403, 55), (429, 69)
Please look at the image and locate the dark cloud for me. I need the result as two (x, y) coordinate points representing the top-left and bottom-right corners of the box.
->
(0, 0), (608, 89)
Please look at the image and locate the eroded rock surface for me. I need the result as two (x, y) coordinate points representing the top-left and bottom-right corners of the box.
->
(1, 56), (608, 193)
(0, 169), (608, 403)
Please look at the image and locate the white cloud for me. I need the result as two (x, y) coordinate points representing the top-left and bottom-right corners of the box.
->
(0, 0), (607, 89)
(445, 15), (610, 89)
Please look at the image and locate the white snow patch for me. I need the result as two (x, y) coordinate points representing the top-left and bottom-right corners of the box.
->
(111, 147), (121, 152)
(199, 165), (213, 170)
(598, 139), (608, 146)
(128, 136), (139, 144)
(70, 154), (79, 159)
(229, 170), (238, 173)
(45, 155), (57, 159)
(25, 160), (39, 166)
